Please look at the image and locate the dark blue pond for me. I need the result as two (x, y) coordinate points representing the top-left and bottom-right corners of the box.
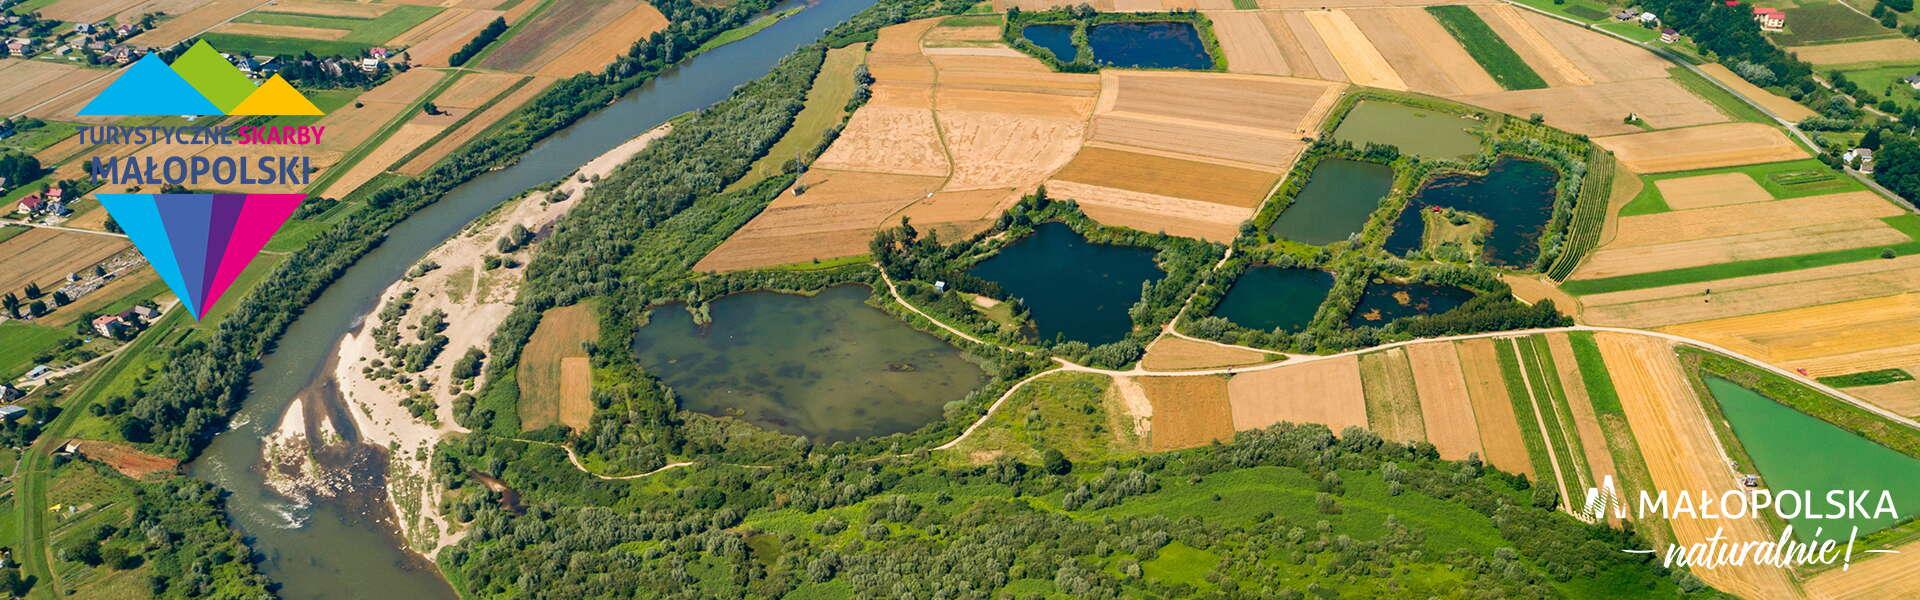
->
(1347, 281), (1473, 328)
(968, 222), (1162, 345)
(1088, 21), (1212, 69)
(1268, 159), (1394, 246)
(1212, 267), (1333, 332)
(1384, 157), (1560, 266)
(1022, 24), (1078, 62)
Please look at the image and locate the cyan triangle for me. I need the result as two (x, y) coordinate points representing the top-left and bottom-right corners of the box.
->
(155, 194), (214, 317)
(99, 194), (202, 317)
(79, 54), (222, 116)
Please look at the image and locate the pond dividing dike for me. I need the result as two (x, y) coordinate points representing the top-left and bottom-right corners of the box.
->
(183, 1), (881, 598)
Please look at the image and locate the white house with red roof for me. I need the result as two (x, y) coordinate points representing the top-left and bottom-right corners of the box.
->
(1753, 6), (1786, 31)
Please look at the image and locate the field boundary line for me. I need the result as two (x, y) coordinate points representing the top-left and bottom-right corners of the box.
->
(1507, 337), (1577, 514)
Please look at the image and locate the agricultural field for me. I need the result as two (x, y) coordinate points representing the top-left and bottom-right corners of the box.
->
(0, 228), (131, 299)
(1788, 36), (1920, 65)
(518, 303), (600, 431)
(1769, 0), (1901, 46)
(946, 372), (1144, 463)
(1140, 335), (1271, 370)
(210, 3), (444, 56)
(1425, 5), (1545, 90)
(1594, 122), (1808, 173)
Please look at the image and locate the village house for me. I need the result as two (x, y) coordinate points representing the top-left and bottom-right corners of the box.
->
(0, 384), (20, 402)
(1904, 74), (1920, 90)
(1753, 6), (1786, 31)
(15, 192), (42, 215)
(6, 38), (33, 55)
(1660, 28), (1679, 43)
(23, 365), (49, 380)
(0, 405), (26, 423)
(91, 313), (124, 337)
(132, 304), (159, 320)
(1638, 11), (1658, 25)
(1844, 148), (1875, 173)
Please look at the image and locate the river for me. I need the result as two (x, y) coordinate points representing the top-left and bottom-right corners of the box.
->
(184, 1), (879, 597)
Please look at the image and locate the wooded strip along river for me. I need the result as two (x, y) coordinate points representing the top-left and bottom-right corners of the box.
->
(184, 1), (879, 597)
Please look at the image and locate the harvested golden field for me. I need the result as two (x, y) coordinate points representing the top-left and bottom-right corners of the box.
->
(1457, 338), (1534, 477)
(1207, 10), (1296, 76)
(1789, 37), (1920, 65)
(894, 188), (1020, 240)
(1699, 63), (1816, 122)
(1105, 70), (1338, 134)
(481, 0), (638, 73)
(212, 22), (349, 40)
(0, 229), (131, 294)
(1406, 342), (1483, 461)
(1604, 191), (1901, 248)
(1598, 123), (1808, 172)
(1664, 293), (1920, 377)
(1359, 349), (1426, 443)
(923, 18), (999, 48)
(130, 0), (269, 47)
(1472, 4), (1591, 86)
(39, 0), (151, 24)
(1581, 255), (1920, 328)
(321, 121), (452, 199)
(1462, 78), (1728, 136)
(813, 102), (949, 175)
(0, 60), (91, 117)
(1051, 147), (1278, 208)
(1804, 537), (1920, 599)
(697, 170), (945, 271)
(401, 76), (550, 175)
(1045, 181), (1250, 242)
(1304, 9), (1407, 90)
(1281, 11), (1348, 79)
(1142, 336), (1271, 371)
(433, 72), (525, 110)
(1226, 355), (1368, 434)
(1850, 378), (1920, 418)
(535, 2), (669, 76)
(1653, 172), (1771, 210)
(1356, 7), (1501, 95)
(1514, 9), (1666, 83)
(519, 303), (600, 432)
(1543, 334), (1618, 494)
(1088, 115), (1305, 171)
(391, 8), (505, 67)
(939, 108), (1088, 191)
(1574, 219), (1909, 280)
(1138, 375), (1236, 450)
(1596, 333), (1800, 600)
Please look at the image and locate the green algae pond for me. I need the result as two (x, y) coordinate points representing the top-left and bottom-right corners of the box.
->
(1332, 101), (1482, 160)
(1705, 376), (1920, 539)
(1267, 159), (1394, 246)
(1212, 267), (1333, 332)
(632, 285), (987, 442)
(968, 222), (1163, 345)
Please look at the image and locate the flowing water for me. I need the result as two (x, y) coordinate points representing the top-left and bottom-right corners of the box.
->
(632, 285), (986, 442)
(185, 1), (881, 597)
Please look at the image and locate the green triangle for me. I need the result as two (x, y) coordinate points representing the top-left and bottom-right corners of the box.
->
(171, 41), (256, 113)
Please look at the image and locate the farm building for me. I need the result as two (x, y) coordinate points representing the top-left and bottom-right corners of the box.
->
(16, 193), (42, 214)
(0, 405), (26, 423)
(1661, 28), (1679, 43)
(1752, 7), (1785, 31)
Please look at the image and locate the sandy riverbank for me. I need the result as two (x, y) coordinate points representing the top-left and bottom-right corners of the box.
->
(264, 123), (676, 558)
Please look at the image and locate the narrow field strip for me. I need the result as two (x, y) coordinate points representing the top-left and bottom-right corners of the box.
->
(1425, 5), (1546, 90)
(1494, 338), (1569, 503)
(1517, 335), (1594, 491)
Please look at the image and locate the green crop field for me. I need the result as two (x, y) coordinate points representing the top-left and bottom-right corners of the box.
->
(1619, 158), (1864, 216)
(1563, 215), (1920, 294)
(1668, 66), (1774, 125)
(199, 33), (374, 59)
(1840, 64), (1920, 111)
(0, 120), (78, 154)
(1817, 368), (1916, 387)
(1426, 6), (1549, 90)
(1769, 3), (1899, 46)
(0, 320), (67, 380)
(234, 5), (443, 45)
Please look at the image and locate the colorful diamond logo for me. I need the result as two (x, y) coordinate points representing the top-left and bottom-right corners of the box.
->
(79, 40), (323, 117)
(98, 194), (302, 319)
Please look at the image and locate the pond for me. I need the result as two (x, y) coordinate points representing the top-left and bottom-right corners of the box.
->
(631, 285), (987, 442)
(1267, 159), (1393, 246)
(1087, 21), (1212, 69)
(1022, 24), (1078, 63)
(968, 222), (1162, 345)
(1212, 267), (1333, 332)
(1384, 157), (1560, 267)
(1332, 101), (1482, 160)
(1705, 376), (1920, 539)
(1346, 280), (1473, 328)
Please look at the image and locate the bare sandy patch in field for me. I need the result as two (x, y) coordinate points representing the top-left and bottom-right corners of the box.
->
(535, 2), (669, 77)
(265, 0), (394, 18)
(1463, 78), (1727, 136)
(1605, 191), (1900, 248)
(1456, 339), (1533, 477)
(1360, 349), (1426, 443)
(1653, 172), (1771, 210)
(1471, 4), (1591, 86)
(1227, 355), (1368, 433)
(131, 0), (270, 47)
(1597, 333), (1800, 600)
(1208, 11), (1293, 75)
(391, 8), (504, 67)
(212, 21), (350, 39)
(1663, 293), (1920, 377)
(1596, 123), (1808, 173)
(1849, 378), (1920, 418)
(1406, 342), (1483, 461)
(1142, 336), (1271, 371)
(1138, 375), (1236, 450)
(1698, 63), (1816, 122)
(1789, 37), (1920, 65)
(401, 76), (549, 175)
(1574, 219), (1909, 280)
(1304, 9), (1407, 90)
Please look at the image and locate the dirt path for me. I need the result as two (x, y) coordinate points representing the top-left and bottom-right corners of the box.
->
(1508, 338), (1576, 510)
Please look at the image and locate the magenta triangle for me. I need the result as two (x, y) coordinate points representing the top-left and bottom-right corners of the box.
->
(202, 194), (301, 314)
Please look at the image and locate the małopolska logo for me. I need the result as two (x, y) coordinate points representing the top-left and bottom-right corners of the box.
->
(80, 40), (321, 116)
(99, 194), (302, 319)
(81, 40), (322, 318)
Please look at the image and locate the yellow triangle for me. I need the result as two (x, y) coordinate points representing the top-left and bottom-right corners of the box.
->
(229, 75), (322, 116)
